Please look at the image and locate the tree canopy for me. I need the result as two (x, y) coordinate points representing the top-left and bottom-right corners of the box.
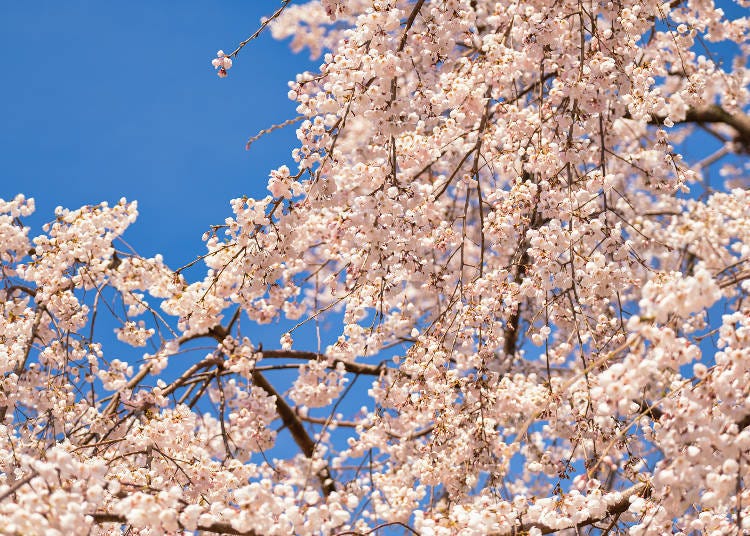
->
(3, 0), (750, 534)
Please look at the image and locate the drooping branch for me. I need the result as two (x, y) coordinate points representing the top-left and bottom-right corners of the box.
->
(503, 248), (529, 359)
(181, 319), (340, 496)
(491, 482), (651, 536)
(250, 369), (337, 496)
(398, 0), (426, 52)
(503, 200), (545, 359)
(89, 512), (259, 536)
(224, 0), (293, 60)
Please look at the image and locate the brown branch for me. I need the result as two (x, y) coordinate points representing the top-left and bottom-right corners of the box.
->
(0, 471), (37, 503)
(250, 369), (336, 496)
(503, 248), (528, 358)
(503, 208), (543, 358)
(225, 0), (293, 59)
(85, 317), (359, 496)
(246, 115), (305, 150)
(719, 269), (750, 289)
(5, 284), (37, 297)
(648, 104), (750, 152)
(683, 105), (750, 149)
(161, 320), (341, 495)
(260, 349), (385, 376)
(634, 399), (664, 421)
(297, 412), (359, 428)
(89, 512), (259, 536)
(0, 305), (46, 422)
(398, 0), (426, 52)
(737, 413), (750, 431)
(490, 482), (651, 535)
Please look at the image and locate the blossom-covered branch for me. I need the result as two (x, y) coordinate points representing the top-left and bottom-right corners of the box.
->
(3, 0), (750, 534)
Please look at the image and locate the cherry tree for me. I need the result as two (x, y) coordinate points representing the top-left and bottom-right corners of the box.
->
(3, 0), (750, 534)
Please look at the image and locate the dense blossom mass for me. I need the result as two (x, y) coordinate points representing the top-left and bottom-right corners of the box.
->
(4, 0), (750, 534)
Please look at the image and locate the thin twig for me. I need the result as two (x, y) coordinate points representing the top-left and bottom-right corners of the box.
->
(225, 0), (293, 59)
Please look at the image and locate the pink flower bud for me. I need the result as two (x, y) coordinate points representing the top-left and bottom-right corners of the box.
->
(212, 50), (232, 77)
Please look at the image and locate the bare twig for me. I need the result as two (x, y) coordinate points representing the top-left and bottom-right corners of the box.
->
(224, 0), (293, 60)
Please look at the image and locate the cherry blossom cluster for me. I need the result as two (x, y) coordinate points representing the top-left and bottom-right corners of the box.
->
(4, 0), (750, 534)
(211, 50), (232, 78)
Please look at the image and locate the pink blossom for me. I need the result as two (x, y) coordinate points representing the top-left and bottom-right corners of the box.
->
(4, 1), (750, 534)
(211, 49), (232, 77)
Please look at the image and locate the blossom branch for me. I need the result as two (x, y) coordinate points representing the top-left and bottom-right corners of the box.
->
(225, 0), (292, 60)
(89, 512), (260, 536)
(260, 349), (385, 376)
(491, 482), (651, 536)
(250, 369), (337, 496)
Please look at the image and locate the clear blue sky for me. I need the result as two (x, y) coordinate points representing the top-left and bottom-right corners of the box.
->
(1, 1), (317, 266)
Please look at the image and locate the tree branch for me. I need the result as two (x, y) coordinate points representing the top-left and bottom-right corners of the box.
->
(225, 0), (293, 59)
(651, 104), (750, 152)
(491, 482), (651, 535)
(250, 369), (337, 496)
(260, 349), (385, 376)
(398, 0), (426, 51)
(683, 105), (750, 149)
(89, 512), (259, 536)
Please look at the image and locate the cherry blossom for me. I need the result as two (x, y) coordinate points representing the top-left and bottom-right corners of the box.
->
(4, 0), (750, 534)
(211, 50), (232, 78)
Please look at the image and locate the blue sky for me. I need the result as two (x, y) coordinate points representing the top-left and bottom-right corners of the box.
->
(1, 1), (316, 266)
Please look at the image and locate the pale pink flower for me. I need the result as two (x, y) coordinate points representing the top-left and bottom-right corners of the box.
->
(211, 49), (232, 77)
